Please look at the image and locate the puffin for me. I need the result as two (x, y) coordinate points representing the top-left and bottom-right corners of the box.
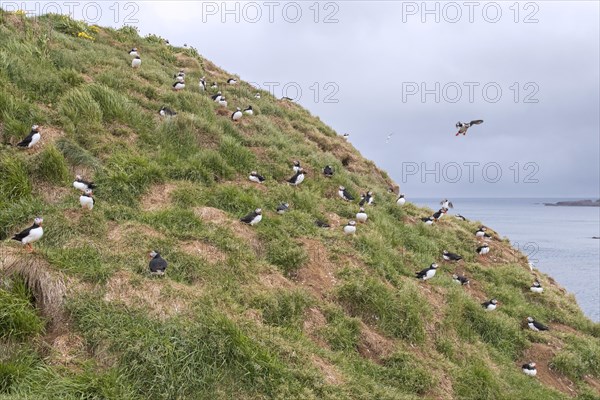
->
(288, 168), (305, 186)
(73, 175), (96, 192)
(227, 78), (237, 85)
(342, 133), (350, 140)
(315, 220), (330, 228)
(452, 274), (470, 285)
(522, 362), (537, 377)
(323, 165), (334, 177)
(128, 47), (138, 57)
(218, 97), (228, 107)
(432, 208), (447, 221)
(527, 317), (549, 332)
(476, 244), (490, 256)
(360, 191), (374, 206)
(292, 160), (301, 173)
(211, 91), (222, 102)
(475, 227), (487, 238)
(241, 208), (262, 226)
(421, 216), (434, 225)
(338, 186), (354, 201)
(455, 214), (467, 221)
(148, 250), (167, 276)
(442, 250), (462, 262)
(159, 106), (177, 117)
(174, 69), (185, 82)
(254, 93), (261, 99)
(530, 280), (544, 293)
(231, 108), (243, 121)
(173, 81), (185, 90)
(415, 263), (438, 281)
(16, 125), (41, 149)
(131, 55), (141, 68)
(243, 106), (253, 115)
(199, 76), (206, 91)
(356, 207), (368, 223)
(12, 217), (44, 252)
(79, 189), (95, 210)
(482, 299), (499, 311)
(211, 82), (218, 90)
(455, 120), (484, 136)
(396, 194), (406, 206)
(249, 171), (265, 184)
(440, 199), (454, 209)
(343, 220), (357, 235)
(276, 203), (289, 214)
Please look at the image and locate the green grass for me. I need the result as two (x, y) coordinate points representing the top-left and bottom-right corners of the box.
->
(0, 11), (598, 399)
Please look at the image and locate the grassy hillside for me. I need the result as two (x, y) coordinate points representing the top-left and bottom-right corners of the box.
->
(1, 11), (599, 400)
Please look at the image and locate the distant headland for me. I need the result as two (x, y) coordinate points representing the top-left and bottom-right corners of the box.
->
(544, 199), (600, 207)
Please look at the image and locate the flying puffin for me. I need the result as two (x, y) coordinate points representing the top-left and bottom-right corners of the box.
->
(530, 280), (544, 293)
(128, 47), (138, 57)
(522, 362), (537, 377)
(131, 56), (141, 68)
(455, 214), (467, 221)
(338, 186), (354, 201)
(227, 78), (237, 85)
(343, 220), (357, 235)
(476, 244), (490, 256)
(323, 165), (334, 177)
(421, 216), (434, 225)
(455, 120), (484, 136)
(16, 125), (41, 149)
(443, 250), (463, 262)
(211, 91), (222, 102)
(527, 317), (549, 332)
(174, 69), (185, 82)
(199, 76), (206, 91)
(288, 168), (305, 186)
(173, 80), (185, 90)
(218, 97), (228, 107)
(356, 207), (368, 223)
(254, 93), (261, 99)
(79, 189), (95, 210)
(243, 106), (253, 115)
(452, 274), (470, 285)
(11, 217), (44, 252)
(159, 106), (177, 117)
(440, 199), (454, 209)
(482, 299), (499, 311)
(148, 250), (167, 276)
(231, 108), (243, 121)
(292, 160), (301, 173)
(315, 220), (330, 228)
(415, 263), (438, 281)
(432, 208), (447, 221)
(276, 203), (289, 214)
(73, 175), (96, 192)
(241, 208), (262, 226)
(249, 171), (265, 184)
(396, 194), (406, 206)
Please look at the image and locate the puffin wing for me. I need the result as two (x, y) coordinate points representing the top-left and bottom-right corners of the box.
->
(344, 190), (354, 201)
(240, 212), (255, 224)
(415, 268), (429, 278)
(12, 225), (34, 241)
(534, 321), (549, 331)
(16, 133), (34, 147)
(469, 120), (484, 125)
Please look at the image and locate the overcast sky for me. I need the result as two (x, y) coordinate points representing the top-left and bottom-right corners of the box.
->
(17, 1), (600, 197)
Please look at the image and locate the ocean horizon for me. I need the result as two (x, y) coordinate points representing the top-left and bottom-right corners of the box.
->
(412, 197), (600, 322)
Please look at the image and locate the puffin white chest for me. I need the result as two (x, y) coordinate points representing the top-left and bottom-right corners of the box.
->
(424, 269), (436, 280)
(527, 322), (539, 331)
(397, 198), (405, 206)
(356, 212), (368, 223)
(250, 214), (262, 226)
(530, 286), (543, 293)
(80, 195), (94, 210)
(293, 174), (304, 185)
(486, 304), (497, 311)
(523, 367), (537, 377)
(29, 133), (41, 148)
(344, 225), (356, 235)
(132, 58), (141, 68)
(24, 227), (44, 244)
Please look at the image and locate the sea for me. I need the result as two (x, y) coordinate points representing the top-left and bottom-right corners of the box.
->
(412, 198), (600, 322)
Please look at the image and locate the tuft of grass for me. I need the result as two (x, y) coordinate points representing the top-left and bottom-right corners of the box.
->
(219, 135), (256, 173)
(453, 359), (502, 399)
(0, 155), (32, 201)
(0, 278), (45, 340)
(31, 145), (69, 184)
(319, 307), (361, 351)
(266, 239), (308, 276)
(551, 335), (600, 380)
(252, 289), (312, 329)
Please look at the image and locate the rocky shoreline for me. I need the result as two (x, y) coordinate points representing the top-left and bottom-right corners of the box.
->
(544, 199), (600, 207)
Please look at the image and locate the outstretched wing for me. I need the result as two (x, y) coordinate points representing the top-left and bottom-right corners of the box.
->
(469, 120), (484, 125)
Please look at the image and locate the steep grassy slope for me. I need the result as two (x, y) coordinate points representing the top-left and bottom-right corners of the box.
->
(1, 11), (599, 400)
